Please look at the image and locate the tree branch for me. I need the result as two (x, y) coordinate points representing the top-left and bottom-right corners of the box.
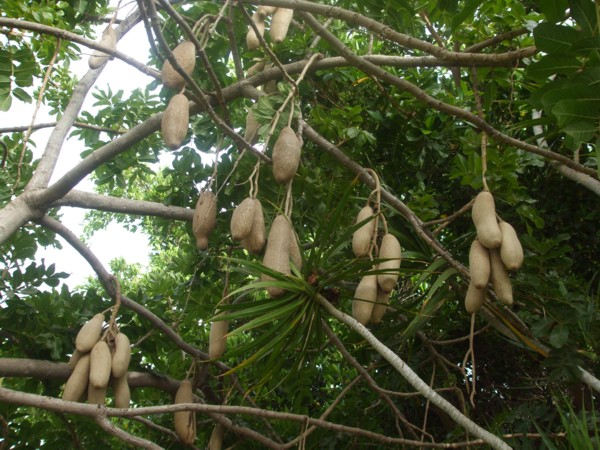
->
(0, 385), (508, 448)
(315, 294), (511, 450)
(0, 121), (126, 135)
(241, 0), (535, 65)
(53, 190), (194, 222)
(0, 18), (160, 79)
(297, 10), (596, 179)
(95, 415), (162, 450)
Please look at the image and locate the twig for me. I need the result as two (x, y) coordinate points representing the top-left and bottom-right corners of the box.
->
(95, 415), (161, 450)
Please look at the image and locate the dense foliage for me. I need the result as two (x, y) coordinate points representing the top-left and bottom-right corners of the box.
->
(0, 0), (599, 448)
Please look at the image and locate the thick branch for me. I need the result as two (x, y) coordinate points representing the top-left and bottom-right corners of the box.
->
(53, 190), (194, 221)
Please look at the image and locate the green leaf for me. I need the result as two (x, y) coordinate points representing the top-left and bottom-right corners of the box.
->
(526, 55), (581, 81)
(536, 0), (568, 22)
(568, 0), (598, 36)
(451, 0), (482, 30)
(563, 121), (597, 148)
(549, 324), (569, 348)
(552, 98), (600, 127)
(534, 22), (580, 54)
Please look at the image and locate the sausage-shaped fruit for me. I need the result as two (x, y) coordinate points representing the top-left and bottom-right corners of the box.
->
(472, 191), (502, 249)
(89, 340), (112, 389)
(246, 13), (265, 50)
(88, 26), (117, 69)
(174, 380), (196, 445)
(272, 126), (301, 184)
(244, 108), (260, 145)
(242, 200), (266, 254)
(209, 315), (228, 359)
(208, 423), (224, 450)
(111, 332), (131, 379)
(377, 234), (401, 292)
(192, 191), (217, 250)
(469, 239), (491, 289)
(499, 221), (524, 271)
(370, 289), (390, 325)
(262, 215), (292, 298)
(161, 41), (196, 90)
(63, 353), (91, 402)
(67, 349), (83, 370)
(231, 198), (257, 241)
(112, 374), (131, 409)
(352, 274), (377, 325)
(489, 249), (513, 306)
(162, 93), (189, 150)
(352, 206), (376, 257)
(75, 313), (104, 353)
(270, 8), (294, 43)
(87, 383), (107, 405)
(289, 230), (303, 271)
(464, 282), (486, 314)
(257, 5), (277, 18)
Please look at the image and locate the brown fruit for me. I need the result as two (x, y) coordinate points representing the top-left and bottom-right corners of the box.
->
(370, 288), (390, 325)
(377, 234), (401, 292)
(67, 349), (83, 370)
(162, 93), (189, 150)
(63, 353), (90, 402)
(244, 108), (260, 145)
(88, 26), (117, 69)
(499, 221), (524, 271)
(242, 199), (266, 254)
(111, 332), (131, 379)
(112, 374), (130, 409)
(272, 126), (301, 184)
(489, 249), (513, 306)
(161, 41), (196, 90)
(472, 191), (502, 249)
(352, 274), (377, 325)
(246, 13), (265, 50)
(290, 230), (303, 272)
(89, 340), (112, 389)
(208, 423), (224, 450)
(209, 315), (228, 359)
(469, 239), (491, 289)
(75, 313), (104, 353)
(87, 383), (107, 405)
(262, 215), (292, 298)
(464, 282), (486, 314)
(247, 59), (266, 77)
(352, 206), (376, 257)
(270, 8), (294, 43)
(174, 380), (196, 445)
(192, 191), (217, 250)
(231, 198), (257, 241)
(257, 5), (277, 18)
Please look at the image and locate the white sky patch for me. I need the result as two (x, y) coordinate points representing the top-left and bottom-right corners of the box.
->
(4, 1), (160, 288)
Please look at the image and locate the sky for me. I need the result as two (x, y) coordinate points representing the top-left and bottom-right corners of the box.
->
(4, 1), (157, 287)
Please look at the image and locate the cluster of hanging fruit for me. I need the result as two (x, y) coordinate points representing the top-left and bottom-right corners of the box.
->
(62, 313), (131, 408)
(351, 172), (402, 325)
(465, 191), (524, 314)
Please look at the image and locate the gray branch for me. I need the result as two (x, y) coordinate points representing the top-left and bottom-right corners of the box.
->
(54, 190), (194, 222)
